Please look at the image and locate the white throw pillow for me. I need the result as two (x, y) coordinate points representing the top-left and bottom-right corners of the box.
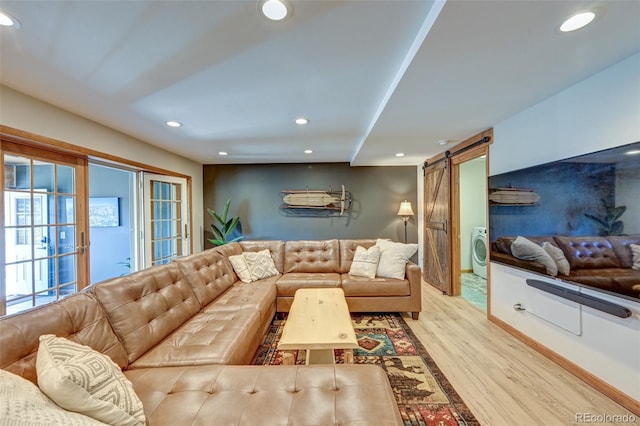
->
(631, 244), (640, 271)
(542, 242), (571, 276)
(349, 245), (381, 279)
(375, 239), (418, 280)
(511, 236), (558, 276)
(36, 335), (146, 426)
(0, 369), (108, 426)
(229, 253), (253, 283)
(244, 249), (279, 281)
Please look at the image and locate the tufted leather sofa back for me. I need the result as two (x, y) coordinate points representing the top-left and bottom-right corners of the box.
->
(176, 248), (237, 307)
(607, 235), (640, 269)
(338, 239), (377, 273)
(240, 240), (285, 273)
(89, 262), (201, 364)
(284, 239), (340, 273)
(0, 293), (128, 384)
(554, 236), (622, 269)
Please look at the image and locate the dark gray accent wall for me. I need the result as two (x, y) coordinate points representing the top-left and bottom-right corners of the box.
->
(203, 163), (417, 247)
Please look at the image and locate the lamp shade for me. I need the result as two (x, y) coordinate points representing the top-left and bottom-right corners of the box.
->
(397, 200), (414, 216)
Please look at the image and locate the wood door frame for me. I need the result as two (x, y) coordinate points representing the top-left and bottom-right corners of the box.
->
(423, 129), (492, 301)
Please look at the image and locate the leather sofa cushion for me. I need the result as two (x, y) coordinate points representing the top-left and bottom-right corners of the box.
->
(210, 242), (243, 258)
(284, 239), (340, 273)
(607, 235), (640, 269)
(90, 263), (201, 364)
(202, 278), (278, 325)
(554, 236), (622, 269)
(341, 274), (410, 296)
(129, 308), (262, 368)
(125, 364), (402, 426)
(338, 239), (377, 273)
(176, 249), (236, 307)
(0, 293), (128, 385)
(568, 268), (640, 296)
(240, 240), (285, 273)
(276, 273), (341, 296)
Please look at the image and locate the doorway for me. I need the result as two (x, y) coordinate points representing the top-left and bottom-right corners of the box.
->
(422, 129), (491, 310)
(457, 156), (487, 311)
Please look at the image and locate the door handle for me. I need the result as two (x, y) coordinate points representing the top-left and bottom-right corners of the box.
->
(77, 231), (88, 254)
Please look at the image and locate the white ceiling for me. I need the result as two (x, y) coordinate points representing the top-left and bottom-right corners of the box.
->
(1, 0), (639, 166)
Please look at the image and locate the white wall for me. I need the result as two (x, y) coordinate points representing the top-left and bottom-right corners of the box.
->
(0, 85), (205, 253)
(490, 53), (640, 404)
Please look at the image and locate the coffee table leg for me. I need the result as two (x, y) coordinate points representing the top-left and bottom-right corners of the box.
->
(343, 349), (354, 364)
(282, 351), (296, 365)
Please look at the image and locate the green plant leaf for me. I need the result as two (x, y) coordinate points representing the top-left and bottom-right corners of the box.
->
(610, 206), (626, 222)
(222, 199), (231, 222)
(207, 237), (226, 246)
(610, 221), (624, 235)
(210, 224), (224, 240)
(584, 214), (608, 230)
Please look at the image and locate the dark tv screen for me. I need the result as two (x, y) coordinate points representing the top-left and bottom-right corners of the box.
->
(489, 141), (640, 302)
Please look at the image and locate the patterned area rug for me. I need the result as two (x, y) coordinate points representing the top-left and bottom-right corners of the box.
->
(252, 313), (479, 426)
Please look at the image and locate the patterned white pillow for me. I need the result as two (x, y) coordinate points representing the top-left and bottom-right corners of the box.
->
(349, 246), (381, 278)
(375, 239), (418, 280)
(0, 369), (107, 426)
(229, 254), (253, 283)
(631, 244), (640, 271)
(244, 249), (279, 281)
(36, 335), (146, 426)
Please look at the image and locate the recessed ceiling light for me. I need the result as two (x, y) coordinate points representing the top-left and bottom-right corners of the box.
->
(304, 149), (313, 154)
(438, 140), (449, 146)
(218, 151), (228, 156)
(625, 149), (640, 156)
(560, 11), (595, 32)
(166, 120), (182, 127)
(0, 10), (20, 27)
(395, 153), (405, 157)
(259, 0), (291, 21)
(295, 117), (309, 125)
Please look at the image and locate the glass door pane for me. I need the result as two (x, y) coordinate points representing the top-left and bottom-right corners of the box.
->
(143, 174), (189, 267)
(2, 143), (88, 316)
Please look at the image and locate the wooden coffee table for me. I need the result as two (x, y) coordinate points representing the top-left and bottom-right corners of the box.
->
(278, 288), (359, 365)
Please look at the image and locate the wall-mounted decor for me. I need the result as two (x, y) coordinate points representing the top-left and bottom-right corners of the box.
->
(280, 185), (352, 217)
(489, 187), (540, 206)
(89, 197), (119, 227)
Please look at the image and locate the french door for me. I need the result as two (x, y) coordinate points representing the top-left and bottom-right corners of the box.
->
(1, 141), (88, 316)
(142, 173), (190, 267)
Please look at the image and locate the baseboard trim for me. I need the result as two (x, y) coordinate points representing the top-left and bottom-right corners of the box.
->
(488, 313), (640, 416)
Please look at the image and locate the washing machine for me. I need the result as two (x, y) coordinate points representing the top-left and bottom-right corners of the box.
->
(471, 227), (487, 279)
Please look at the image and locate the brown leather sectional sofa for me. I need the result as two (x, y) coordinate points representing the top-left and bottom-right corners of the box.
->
(491, 235), (640, 298)
(1, 239), (420, 425)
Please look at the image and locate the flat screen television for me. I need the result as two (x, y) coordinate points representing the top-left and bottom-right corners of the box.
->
(489, 141), (640, 302)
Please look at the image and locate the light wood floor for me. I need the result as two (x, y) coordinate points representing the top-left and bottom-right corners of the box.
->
(403, 281), (637, 426)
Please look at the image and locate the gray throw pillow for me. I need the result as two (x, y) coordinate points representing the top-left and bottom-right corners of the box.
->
(511, 236), (558, 276)
(542, 242), (571, 276)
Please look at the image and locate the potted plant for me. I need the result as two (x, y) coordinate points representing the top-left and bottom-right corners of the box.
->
(207, 199), (243, 246)
(584, 198), (626, 236)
